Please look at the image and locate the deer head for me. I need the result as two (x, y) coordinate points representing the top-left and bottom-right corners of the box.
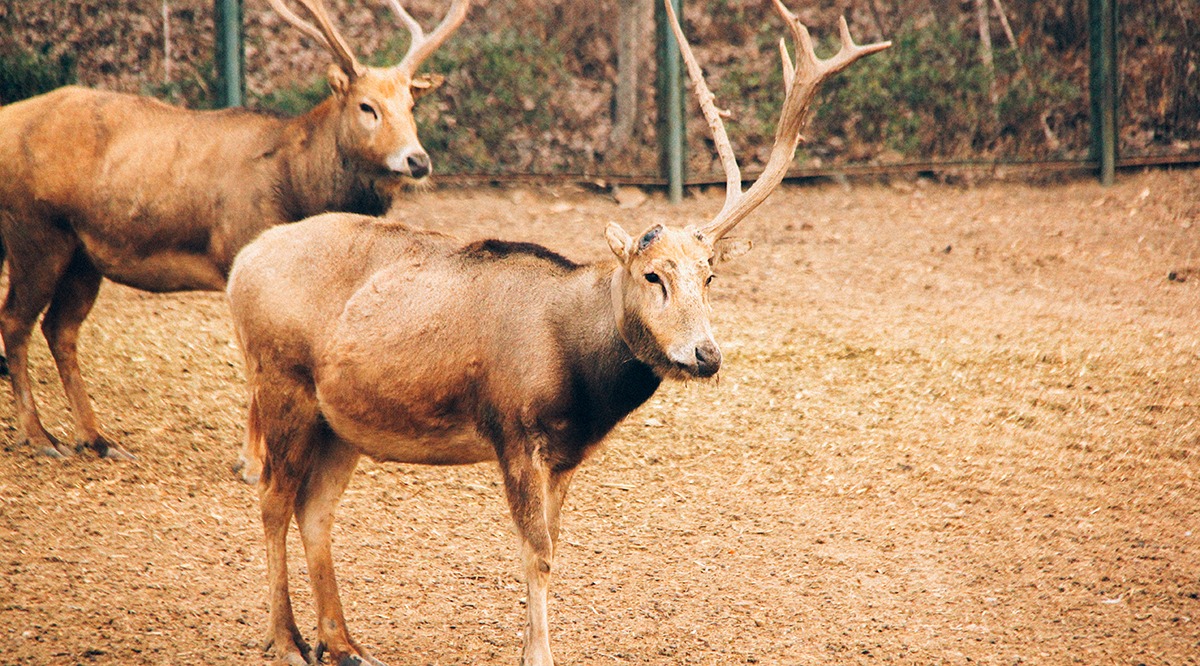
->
(606, 0), (890, 380)
(268, 0), (469, 181)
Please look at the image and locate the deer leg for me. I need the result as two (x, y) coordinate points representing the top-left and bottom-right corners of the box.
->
(546, 468), (575, 557)
(0, 230), (76, 457)
(259, 469), (312, 666)
(254, 374), (323, 666)
(293, 434), (381, 666)
(40, 253), (132, 459)
(498, 440), (565, 666)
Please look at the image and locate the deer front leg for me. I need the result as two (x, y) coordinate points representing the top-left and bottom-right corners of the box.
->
(41, 256), (133, 460)
(547, 469), (575, 557)
(499, 441), (573, 666)
(0, 234), (75, 458)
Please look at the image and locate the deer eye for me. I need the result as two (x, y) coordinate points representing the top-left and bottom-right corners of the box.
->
(705, 274), (715, 286)
(644, 272), (661, 284)
(359, 102), (378, 120)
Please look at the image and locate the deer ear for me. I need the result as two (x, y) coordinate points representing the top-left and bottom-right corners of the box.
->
(712, 237), (752, 265)
(411, 73), (445, 99)
(605, 222), (634, 265)
(328, 64), (352, 98)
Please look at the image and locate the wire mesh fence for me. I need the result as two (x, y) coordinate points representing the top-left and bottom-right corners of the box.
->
(1, 0), (1197, 183)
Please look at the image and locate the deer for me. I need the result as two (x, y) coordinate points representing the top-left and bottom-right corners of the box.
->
(225, 1), (888, 664)
(0, 0), (468, 460)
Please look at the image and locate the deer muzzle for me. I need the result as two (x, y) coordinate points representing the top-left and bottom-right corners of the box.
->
(387, 146), (431, 179)
(669, 338), (722, 378)
(693, 339), (722, 377)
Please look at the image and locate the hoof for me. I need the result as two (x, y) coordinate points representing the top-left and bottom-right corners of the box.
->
(317, 642), (387, 666)
(82, 436), (136, 461)
(40, 443), (71, 458)
(338, 655), (387, 666)
(27, 433), (73, 458)
(101, 445), (137, 461)
(264, 631), (314, 666)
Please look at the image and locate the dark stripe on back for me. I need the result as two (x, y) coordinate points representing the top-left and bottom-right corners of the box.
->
(459, 239), (580, 270)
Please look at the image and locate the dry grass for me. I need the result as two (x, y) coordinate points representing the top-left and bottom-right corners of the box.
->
(1, 169), (1197, 665)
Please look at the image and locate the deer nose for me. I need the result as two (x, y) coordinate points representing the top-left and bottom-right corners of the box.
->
(407, 151), (431, 178)
(694, 340), (722, 377)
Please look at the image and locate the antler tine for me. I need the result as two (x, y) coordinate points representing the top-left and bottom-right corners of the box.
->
(383, 0), (424, 38)
(779, 39), (795, 95)
(389, 0), (470, 78)
(268, 0), (363, 78)
(667, 0), (889, 241)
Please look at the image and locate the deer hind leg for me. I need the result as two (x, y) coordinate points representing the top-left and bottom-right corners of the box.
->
(253, 371), (323, 666)
(0, 224), (77, 457)
(498, 436), (575, 666)
(293, 433), (383, 666)
(259, 470), (311, 666)
(41, 253), (132, 459)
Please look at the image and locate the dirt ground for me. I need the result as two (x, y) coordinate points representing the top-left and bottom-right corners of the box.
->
(0, 169), (1197, 665)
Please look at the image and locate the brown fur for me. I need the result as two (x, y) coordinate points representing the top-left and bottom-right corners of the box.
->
(0, 0), (467, 459)
(227, 213), (745, 666)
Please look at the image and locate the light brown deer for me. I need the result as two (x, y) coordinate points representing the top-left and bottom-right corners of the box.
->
(226, 2), (888, 664)
(0, 0), (468, 459)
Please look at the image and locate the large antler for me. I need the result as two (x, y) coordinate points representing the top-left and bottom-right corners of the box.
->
(385, 0), (470, 78)
(664, 0), (890, 241)
(267, 0), (364, 78)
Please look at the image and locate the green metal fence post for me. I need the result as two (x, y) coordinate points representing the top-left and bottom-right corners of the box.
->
(1088, 0), (1118, 185)
(656, 0), (685, 204)
(214, 0), (244, 108)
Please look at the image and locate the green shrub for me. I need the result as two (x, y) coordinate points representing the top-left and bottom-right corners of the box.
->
(253, 76), (328, 117)
(0, 44), (76, 104)
(993, 48), (1083, 156)
(817, 21), (992, 159)
(407, 28), (569, 174)
(713, 33), (786, 159)
(817, 19), (1084, 160)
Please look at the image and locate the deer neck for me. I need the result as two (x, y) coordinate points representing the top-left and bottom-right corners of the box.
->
(551, 265), (662, 447)
(277, 98), (390, 221)
(568, 265), (645, 368)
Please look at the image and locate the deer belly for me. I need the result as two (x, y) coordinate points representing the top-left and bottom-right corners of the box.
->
(78, 229), (226, 292)
(95, 251), (227, 292)
(319, 402), (497, 466)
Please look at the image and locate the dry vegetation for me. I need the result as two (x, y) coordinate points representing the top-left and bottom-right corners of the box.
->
(1, 169), (1198, 664)
(3, 0), (1197, 175)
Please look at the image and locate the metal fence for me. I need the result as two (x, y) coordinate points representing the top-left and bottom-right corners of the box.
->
(3, 0), (1198, 187)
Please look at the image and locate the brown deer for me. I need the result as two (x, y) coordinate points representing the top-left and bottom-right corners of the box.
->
(226, 1), (888, 664)
(0, 0), (468, 459)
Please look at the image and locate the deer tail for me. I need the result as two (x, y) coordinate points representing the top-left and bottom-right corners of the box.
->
(236, 385), (266, 485)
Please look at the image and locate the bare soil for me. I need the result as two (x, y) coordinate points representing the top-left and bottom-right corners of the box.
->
(1, 170), (1198, 665)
